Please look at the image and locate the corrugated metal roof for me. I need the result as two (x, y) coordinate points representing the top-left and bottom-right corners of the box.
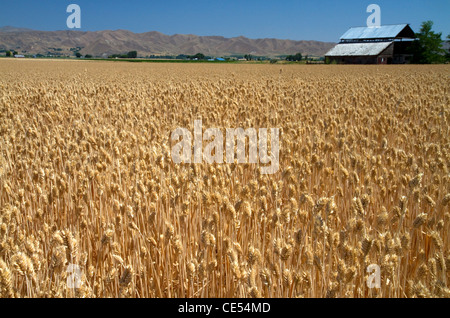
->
(340, 24), (410, 40)
(325, 42), (392, 57)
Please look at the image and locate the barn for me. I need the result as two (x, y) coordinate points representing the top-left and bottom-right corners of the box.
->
(325, 24), (416, 64)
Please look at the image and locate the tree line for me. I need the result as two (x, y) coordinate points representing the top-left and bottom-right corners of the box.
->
(107, 51), (138, 59)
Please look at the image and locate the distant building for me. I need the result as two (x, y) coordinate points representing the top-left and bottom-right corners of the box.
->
(325, 24), (415, 64)
(14, 54), (25, 58)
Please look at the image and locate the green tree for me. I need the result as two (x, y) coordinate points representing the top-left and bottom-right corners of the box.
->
(85, 54), (93, 59)
(446, 34), (450, 62)
(6, 50), (11, 57)
(409, 21), (446, 64)
(127, 51), (138, 58)
(75, 52), (82, 58)
(193, 53), (205, 60)
(286, 52), (302, 61)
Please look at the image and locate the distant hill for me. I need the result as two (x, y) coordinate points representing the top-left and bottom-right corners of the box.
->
(0, 26), (35, 33)
(0, 27), (335, 57)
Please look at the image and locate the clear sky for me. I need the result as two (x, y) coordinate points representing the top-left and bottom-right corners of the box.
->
(0, 0), (449, 42)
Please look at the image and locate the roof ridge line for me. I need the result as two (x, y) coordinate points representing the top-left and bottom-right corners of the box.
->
(346, 23), (409, 29)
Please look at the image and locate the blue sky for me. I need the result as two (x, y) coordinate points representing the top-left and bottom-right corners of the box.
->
(0, 0), (449, 42)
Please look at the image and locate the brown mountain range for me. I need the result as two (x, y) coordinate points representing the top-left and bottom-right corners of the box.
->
(0, 26), (335, 57)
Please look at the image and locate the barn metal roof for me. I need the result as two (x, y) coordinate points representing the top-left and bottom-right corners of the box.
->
(325, 42), (393, 57)
(340, 24), (414, 40)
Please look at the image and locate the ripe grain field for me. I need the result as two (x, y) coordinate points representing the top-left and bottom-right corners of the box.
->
(0, 60), (449, 298)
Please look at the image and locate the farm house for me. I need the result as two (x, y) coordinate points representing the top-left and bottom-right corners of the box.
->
(325, 24), (416, 64)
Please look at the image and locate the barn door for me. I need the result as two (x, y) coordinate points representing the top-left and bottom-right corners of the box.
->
(377, 57), (387, 64)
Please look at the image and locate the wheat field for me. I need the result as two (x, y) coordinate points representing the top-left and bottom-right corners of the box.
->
(0, 59), (449, 298)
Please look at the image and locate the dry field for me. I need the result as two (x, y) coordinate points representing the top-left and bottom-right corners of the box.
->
(0, 60), (449, 298)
